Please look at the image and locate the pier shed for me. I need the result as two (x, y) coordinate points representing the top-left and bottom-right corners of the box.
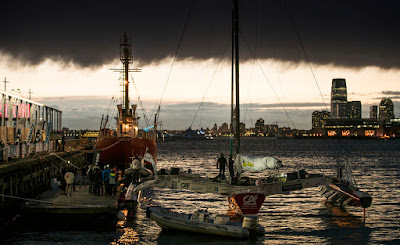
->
(0, 90), (62, 160)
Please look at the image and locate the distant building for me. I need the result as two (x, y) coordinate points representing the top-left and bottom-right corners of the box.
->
(218, 123), (229, 135)
(240, 122), (246, 135)
(278, 127), (292, 138)
(211, 123), (218, 135)
(348, 101), (361, 119)
(312, 111), (330, 129)
(255, 118), (265, 135)
(325, 118), (379, 137)
(379, 98), (395, 121)
(266, 124), (278, 135)
(370, 105), (378, 119)
(331, 78), (348, 119)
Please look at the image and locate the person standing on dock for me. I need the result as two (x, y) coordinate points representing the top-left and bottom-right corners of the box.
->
(80, 165), (88, 188)
(93, 167), (102, 195)
(131, 156), (141, 184)
(88, 165), (95, 194)
(64, 169), (75, 196)
(109, 170), (117, 196)
(102, 165), (111, 195)
(228, 155), (235, 183)
(217, 153), (228, 180)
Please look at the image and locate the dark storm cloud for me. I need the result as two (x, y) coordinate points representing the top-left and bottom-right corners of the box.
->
(1, 0), (399, 69)
(243, 102), (325, 108)
(371, 91), (400, 100)
(382, 91), (400, 96)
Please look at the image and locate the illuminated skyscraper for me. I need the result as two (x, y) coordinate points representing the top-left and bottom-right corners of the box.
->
(348, 101), (361, 119)
(331, 78), (348, 119)
(312, 110), (330, 129)
(379, 98), (395, 121)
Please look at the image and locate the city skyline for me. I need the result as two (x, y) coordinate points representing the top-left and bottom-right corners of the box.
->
(0, 1), (399, 130)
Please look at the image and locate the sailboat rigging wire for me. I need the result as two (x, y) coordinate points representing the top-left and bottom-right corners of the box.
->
(283, 1), (352, 184)
(103, 73), (124, 129)
(244, 0), (259, 130)
(282, 0), (328, 111)
(130, 73), (150, 127)
(239, 30), (296, 129)
(151, 0), (198, 121)
(188, 36), (232, 129)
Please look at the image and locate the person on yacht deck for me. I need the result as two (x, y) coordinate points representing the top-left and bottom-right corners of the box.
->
(217, 153), (227, 179)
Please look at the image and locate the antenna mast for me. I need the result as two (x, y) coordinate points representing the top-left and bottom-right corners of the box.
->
(3, 77), (9, 91)
(120, 33), (133, 123)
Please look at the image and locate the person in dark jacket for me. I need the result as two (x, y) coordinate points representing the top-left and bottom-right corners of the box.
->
(88, 165), (95, 194)
(93, 167), (102, 195)
(216, 153), (227, 179)
(80, 164), (88, 188)
(102, 165), (111, 195)
(228, 155), (235, 181)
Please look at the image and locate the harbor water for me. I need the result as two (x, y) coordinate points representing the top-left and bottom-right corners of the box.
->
(3, 138), (400, 244)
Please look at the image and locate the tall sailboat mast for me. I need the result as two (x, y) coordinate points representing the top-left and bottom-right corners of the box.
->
(233, 0), (240, 155)
(230, 0), (235, 156)
(120, 33), (133, 123)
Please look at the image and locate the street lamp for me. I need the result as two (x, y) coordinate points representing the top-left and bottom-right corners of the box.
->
(11, 89), (24, 98)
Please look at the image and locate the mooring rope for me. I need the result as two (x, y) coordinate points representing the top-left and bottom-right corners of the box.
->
(0, 193), (53, 204)
(49, 153), (80, 169)
(0, 193), (116, 208)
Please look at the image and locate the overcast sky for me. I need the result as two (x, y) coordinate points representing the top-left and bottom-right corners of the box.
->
(1, 0), (399, 130)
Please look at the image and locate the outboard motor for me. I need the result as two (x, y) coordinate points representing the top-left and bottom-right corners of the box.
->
(116, 210), (126, 221)
(242, 215), (258, 233)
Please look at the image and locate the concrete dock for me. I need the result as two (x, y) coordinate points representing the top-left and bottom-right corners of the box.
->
(20, 185), (119, 230)
(0, 149), (90, 231)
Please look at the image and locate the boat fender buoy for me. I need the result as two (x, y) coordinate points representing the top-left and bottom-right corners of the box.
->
(116, 211), (126, 221)
(146, 207), (152, 218)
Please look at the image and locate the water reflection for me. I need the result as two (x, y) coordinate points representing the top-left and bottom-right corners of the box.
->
(155, 229), (265, 245)
(112, 227), (140, 244)
(4, 139), (398, 244)
(320, 202), (372, 244)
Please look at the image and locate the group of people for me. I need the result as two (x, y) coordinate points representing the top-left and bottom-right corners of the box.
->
(87, 165), (120, 196)
(60, 164), (121, 197)
(216, 153), (235, 181)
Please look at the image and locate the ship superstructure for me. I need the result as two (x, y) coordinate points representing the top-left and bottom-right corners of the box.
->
(96, 34), (157, 169)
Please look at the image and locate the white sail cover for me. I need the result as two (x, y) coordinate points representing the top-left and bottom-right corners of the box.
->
(143, 151), (157, 178)
(235, 154), (282, 173)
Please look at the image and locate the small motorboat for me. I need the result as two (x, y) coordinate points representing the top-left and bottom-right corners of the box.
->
(146, 206), (264, 238)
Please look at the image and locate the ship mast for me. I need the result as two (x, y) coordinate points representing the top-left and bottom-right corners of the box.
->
(233, 0), (240, 155)
(120, 33), (133, 123)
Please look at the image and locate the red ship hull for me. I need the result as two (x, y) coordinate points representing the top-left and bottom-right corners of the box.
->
(96, 136), (157, 169)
